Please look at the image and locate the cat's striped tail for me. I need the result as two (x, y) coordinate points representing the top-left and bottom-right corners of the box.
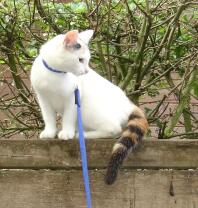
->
(104, 107), (148, 185)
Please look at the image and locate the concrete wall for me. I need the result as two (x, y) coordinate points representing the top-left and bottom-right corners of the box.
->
(0, 139), (197, 208)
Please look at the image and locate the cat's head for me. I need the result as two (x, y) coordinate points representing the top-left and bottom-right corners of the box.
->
(40, 30), (93, 76)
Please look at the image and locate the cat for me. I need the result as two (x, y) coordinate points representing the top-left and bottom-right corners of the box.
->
(30, 30), (148, 185)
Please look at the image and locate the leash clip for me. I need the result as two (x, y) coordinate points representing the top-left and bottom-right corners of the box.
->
(75, 88), (80, 107)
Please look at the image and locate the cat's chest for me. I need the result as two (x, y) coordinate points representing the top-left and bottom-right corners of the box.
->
(35, 71), (77, 94)
(40, 78), (65, 94)
(32, 70), (78, 112)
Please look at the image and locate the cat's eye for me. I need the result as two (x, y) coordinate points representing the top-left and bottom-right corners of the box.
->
(79, 58), (84, 63)
(74, 43), (81, 49)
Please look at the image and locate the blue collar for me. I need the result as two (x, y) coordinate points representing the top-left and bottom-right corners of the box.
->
(42, 59), (66, 74)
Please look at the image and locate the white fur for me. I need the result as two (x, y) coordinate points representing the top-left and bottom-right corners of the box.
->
(31, 30), (135, 140)
(112, 143), (125, 152)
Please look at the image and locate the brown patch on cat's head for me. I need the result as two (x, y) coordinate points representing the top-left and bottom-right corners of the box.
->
(64, 30), (78, 46)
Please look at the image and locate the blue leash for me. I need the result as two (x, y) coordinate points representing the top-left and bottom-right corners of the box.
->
(42, 59), (92, 207)
(75, 88), (92, 208)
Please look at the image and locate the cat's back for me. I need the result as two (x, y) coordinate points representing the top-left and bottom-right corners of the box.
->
(79, 69), (129, 100)
(79, 68), (133, 115)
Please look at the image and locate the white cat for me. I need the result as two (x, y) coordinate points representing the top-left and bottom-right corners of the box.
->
(31, 30), (148, 184)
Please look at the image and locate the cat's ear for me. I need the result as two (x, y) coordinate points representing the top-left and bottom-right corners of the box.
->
(64, 30), (79, 46)
(79, 30), (94, 44)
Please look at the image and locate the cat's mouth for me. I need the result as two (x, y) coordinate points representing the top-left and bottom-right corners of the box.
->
(76, 70), (88, 76)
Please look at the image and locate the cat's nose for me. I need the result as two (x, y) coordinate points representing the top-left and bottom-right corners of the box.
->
(85, 69), (88, 74)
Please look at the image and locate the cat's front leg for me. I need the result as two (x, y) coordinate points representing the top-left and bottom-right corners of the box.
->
(58, 97), (77, 140)
(37, 94), (57, 139)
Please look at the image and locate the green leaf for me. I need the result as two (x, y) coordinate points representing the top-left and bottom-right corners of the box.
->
(192, 81), (198, 97)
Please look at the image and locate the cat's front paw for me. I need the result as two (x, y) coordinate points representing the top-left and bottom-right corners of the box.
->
(58, 130), (75, 140)
(40, 128), (57, 139)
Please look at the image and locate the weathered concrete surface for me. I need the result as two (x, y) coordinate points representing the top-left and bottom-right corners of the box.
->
(0, 139), (197, 208)
(0, 169), (197, 208)
(0, 139), (197, 169)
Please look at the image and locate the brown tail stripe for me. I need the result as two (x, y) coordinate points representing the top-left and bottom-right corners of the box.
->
(118, 136), (135, 150)
(127, 125), (144, 139)
(104, 147), (128, 185)
(128, 113), (142, 121)
(105, 108), (148, 185)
